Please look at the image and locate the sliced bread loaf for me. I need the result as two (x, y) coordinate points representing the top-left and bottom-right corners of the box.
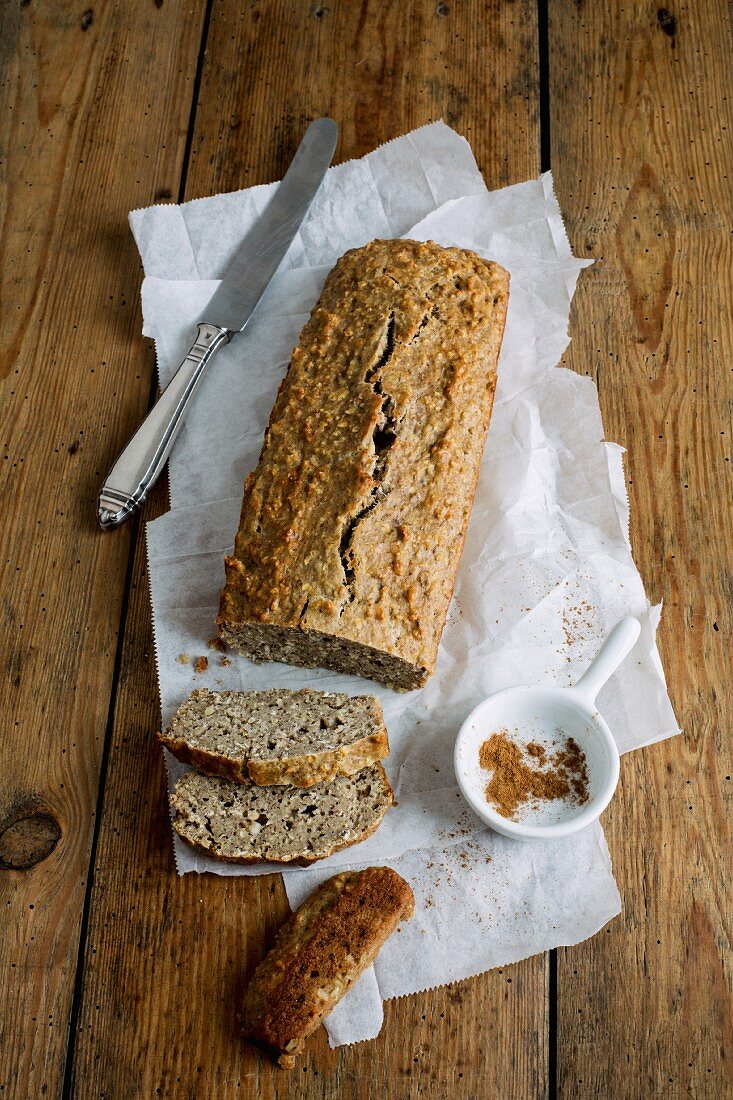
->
(158, 687), (389, 788)
(244, 867), (414, 1067)
(170, 763), (393, 865)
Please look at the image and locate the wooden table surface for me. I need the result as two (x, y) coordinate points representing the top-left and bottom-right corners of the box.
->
(1, 2), (731, 1097)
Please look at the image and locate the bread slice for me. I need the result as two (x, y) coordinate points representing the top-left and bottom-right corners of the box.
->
(243, 867), (414, 1067)
(158, 687), (389, 789)
(170, 764), (393, 865)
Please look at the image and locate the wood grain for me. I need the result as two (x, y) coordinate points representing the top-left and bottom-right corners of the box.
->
(550, 1), (733, 1095)
(12, 1), (727, 1095)
(184, 0), (540, 193)
(0, 3), (205, 1097)
(69, 3), (546, 1097)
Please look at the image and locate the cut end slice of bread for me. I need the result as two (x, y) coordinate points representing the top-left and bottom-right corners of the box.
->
(217, 621), (428, 691)
(170, 763), (393, 865)
(158, 687), (389, 788)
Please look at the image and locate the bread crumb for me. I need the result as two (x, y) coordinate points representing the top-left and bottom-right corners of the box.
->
(193, 656), (208, 674)
(176, 653), (190, 665)
(219, 655), (231, 667)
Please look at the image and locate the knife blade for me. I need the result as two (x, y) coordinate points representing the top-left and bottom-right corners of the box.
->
(97, 117), (338, 529)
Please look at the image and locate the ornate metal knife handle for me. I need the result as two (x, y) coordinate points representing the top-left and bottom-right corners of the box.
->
(97, 323), (230, 529)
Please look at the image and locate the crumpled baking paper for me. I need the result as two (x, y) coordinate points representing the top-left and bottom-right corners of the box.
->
(131, 123), (679, 1047)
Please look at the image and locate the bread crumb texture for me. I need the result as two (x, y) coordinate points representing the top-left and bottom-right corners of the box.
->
(170, 763), (393, 864)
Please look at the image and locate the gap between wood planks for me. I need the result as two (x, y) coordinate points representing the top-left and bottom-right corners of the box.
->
(59, 2), (217, 1095)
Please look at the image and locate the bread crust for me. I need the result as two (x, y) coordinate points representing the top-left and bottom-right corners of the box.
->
(158, 727), (389, 788)
(247, 730), (389, 787)
(243, 867), (414, 1066)
(217, 238), (510, 688)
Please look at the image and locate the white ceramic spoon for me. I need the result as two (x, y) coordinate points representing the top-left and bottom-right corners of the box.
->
(454, 616), (641, 841)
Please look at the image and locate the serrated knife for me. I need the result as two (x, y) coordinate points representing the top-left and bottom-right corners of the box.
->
(97, 117), (338, 529)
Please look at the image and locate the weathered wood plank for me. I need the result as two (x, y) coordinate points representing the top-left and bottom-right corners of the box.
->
(550, 2), (733, 1095)
(71, 3), (546, 1097)
(0, 3), (206, 1097)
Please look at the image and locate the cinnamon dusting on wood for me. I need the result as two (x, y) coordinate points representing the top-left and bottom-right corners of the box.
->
(479, 730), (589, 820)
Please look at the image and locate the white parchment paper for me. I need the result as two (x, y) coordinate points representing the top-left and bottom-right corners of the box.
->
(131, 124), (679, 1047)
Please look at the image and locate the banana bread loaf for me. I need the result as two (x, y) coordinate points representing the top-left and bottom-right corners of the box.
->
(243, 866), (414, 1067)
(218, 238), (510, 689)
(158, 687), (389, 788)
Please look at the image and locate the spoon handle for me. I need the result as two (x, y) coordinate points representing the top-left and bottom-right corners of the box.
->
(572, 616), (641, 705)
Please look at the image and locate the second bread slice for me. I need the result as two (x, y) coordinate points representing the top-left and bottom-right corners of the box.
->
(158, 687), (389, 788)
(170, 764), (393, 865)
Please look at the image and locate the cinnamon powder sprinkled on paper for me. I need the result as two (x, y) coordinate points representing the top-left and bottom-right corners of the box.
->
(479, 730), (589, 820)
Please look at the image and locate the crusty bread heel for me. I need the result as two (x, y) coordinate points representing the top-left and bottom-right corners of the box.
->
(243, 867), (414, 1067)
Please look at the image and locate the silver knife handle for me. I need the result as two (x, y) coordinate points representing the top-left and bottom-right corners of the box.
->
(97, 322), (230, 529)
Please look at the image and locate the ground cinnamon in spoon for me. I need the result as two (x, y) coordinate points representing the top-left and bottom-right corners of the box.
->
(479, 731), (590, 820)
(555, 736), (590, 805)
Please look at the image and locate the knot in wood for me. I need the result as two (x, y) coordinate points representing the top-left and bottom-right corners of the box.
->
(657, 8), (676, 38)
(0, 812), (61, 870)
